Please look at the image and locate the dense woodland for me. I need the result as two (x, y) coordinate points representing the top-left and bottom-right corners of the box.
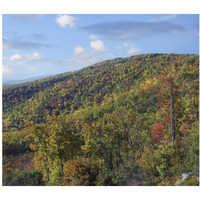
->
(3, 54), (199, 186)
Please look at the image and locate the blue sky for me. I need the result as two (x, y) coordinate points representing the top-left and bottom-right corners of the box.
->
(2, 14), (199, 81)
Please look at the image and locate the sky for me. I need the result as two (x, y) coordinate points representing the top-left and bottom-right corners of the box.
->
(2, 14), (199, 81)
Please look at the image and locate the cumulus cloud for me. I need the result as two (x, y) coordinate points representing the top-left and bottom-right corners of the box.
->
(74, 45), (84, 55)
(81, 20), (186, 41)
(55, 15), (77, 27)
(127, 45), (141, 55)
(3, 52), (46, 78)
(2, 52), (49, 80)
(9, 54), (22, 61)
(6, 52), (44, 62)
(90, 40), (105, 52)
(122, 43), (141, 55)
(24, 52), (44, 61)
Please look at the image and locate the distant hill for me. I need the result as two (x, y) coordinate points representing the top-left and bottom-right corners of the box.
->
(3, 74), (53, 86)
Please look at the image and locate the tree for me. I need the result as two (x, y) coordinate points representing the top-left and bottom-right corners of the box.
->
(48, 119), (82, 176)
(156, 72), (180, 146)
(25, 118), (82, 184)
(25, 125), (51, 182)
(63, 157), (99, 186)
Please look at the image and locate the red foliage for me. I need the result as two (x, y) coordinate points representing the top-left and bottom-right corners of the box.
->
(61, 84), (67, 89)
(3, 166), (11, 173)
(8, 157), (23, 169)
(51, 100), (58, 108)
(25, 160), (35, 170)
(151, 122), (166, 143)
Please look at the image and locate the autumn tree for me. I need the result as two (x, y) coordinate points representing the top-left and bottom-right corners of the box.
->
(156, 72), (181, 145)
(63, 157), (100, 186)
(25, 125), (52, 182)
(47, 118), (82, 177)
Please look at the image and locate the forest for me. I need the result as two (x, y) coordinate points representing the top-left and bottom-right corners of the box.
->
(2, 53), (199, 186)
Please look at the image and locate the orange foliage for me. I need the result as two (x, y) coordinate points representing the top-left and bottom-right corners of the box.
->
(151, 122), (166, 143)
(63, 157), (99, 186)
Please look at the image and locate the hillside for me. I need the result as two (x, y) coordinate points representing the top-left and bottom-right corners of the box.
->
(3, 53), (199, 186)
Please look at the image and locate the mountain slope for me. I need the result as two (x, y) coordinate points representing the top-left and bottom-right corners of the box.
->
(3, 53), (199, 186)
(3, 53), (198, 131)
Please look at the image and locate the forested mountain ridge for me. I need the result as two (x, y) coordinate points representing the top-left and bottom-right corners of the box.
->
(3, 54), (198, 131)
(3, 53), (199, 186)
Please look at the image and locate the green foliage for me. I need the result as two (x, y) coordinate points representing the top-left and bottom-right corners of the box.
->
(155, 143), (176, 179)
(95, 160), (142, 186)
(3, 131), (30, 156)
(3, 169), (45, 186)
(3, 54), (199, 186)
(181, 175), (199, 186)
(183, 121), (199, 174)
(15, 170), (45, 186)
(25, 118), (82, 184)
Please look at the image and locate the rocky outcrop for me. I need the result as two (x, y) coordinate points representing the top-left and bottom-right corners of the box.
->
(175, 172), (192, 186)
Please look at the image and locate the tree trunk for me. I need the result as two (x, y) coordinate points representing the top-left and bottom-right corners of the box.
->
(60, 156), (64, 176)
(127, 131), (134, 155)
(44, 156), (50, 182)
(104, 146), (113, 171)
(100, 141), (113, 171)
(99, 133), (113, 171)
(46, 167), (50, 182)
(117, 133), (122, 165)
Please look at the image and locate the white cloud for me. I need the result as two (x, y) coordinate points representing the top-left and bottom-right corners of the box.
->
(74, 45), (84, 55)
(122, 43), (141, 55)
(63, 50), (112, 71)
(90, 40), (105, 52)
(24, 52), (43, 61)
(127, 45), (141, 55)
(55, 15), (77, 27)
(6, 52), (43, 62)
(3, 52), (45, 79)
(9, 54), (22, 61)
